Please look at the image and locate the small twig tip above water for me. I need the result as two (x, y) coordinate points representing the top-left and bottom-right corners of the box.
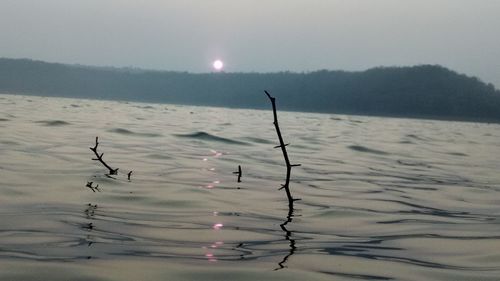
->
(233, 165), (242, 183)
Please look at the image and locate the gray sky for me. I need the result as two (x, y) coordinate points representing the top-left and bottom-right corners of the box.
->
(1, 0), (499, 87)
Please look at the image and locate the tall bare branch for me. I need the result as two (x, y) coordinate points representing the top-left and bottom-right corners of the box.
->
(265, 90), (301, 209)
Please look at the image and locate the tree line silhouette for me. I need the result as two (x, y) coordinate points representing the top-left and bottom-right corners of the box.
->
(1, 58), (499, 122)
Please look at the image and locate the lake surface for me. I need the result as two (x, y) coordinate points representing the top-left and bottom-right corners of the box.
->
(1, 93), (500, 281)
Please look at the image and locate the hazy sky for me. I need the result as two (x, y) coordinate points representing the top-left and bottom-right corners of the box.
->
(1, 0), (499, 87)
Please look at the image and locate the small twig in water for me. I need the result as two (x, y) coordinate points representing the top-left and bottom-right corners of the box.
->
(86, 181), (100, 192)
(127, 171), (133, 181)
(89, 136), (119, 175)
(233, 165), (242, 182)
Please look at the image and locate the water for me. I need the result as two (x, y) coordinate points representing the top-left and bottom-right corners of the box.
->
(1, 94), (500, 280)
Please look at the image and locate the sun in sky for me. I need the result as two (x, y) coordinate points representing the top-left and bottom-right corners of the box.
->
(212, 59), (224, 71)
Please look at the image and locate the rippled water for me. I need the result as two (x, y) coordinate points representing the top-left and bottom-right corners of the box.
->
(1, 94), (500, 280)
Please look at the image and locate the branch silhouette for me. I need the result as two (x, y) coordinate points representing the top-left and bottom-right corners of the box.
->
(89, 136), (118, 175)
(233, 165), (242, 183)
(265, 91), (301, 209)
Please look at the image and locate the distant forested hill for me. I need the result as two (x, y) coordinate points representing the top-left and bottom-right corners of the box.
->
(1, 58), (500, 122)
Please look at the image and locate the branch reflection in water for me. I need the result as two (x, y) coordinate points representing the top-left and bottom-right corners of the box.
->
(275, 205), (297, 270)
(83, 203), (98, 258)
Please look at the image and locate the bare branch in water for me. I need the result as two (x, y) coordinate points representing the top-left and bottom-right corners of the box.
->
(89, 136), (119, 175)
(127, 171), (133, 181)
(266, 90), (301, 270)
(265, 90), (300, 209)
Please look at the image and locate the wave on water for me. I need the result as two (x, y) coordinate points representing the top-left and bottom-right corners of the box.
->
(397, 159), (432, 168)
(447, 152), (468, 157)
(0, 140), (19, 145)
(133, 105), (155, 109)
(405, 134), (428, 141)
(348, 119), (364, 124)
(146, 153), (174, 160)
(348, 145), (389, 155)
(34, 120), (71, 126)
(242, 136), (274, 144)
(175, 131), (249, 145)
(0, 118), (10, 122)
(108, 128), (162, 137)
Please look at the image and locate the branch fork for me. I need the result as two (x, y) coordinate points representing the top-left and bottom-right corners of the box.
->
(89, 137), (118, 175)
